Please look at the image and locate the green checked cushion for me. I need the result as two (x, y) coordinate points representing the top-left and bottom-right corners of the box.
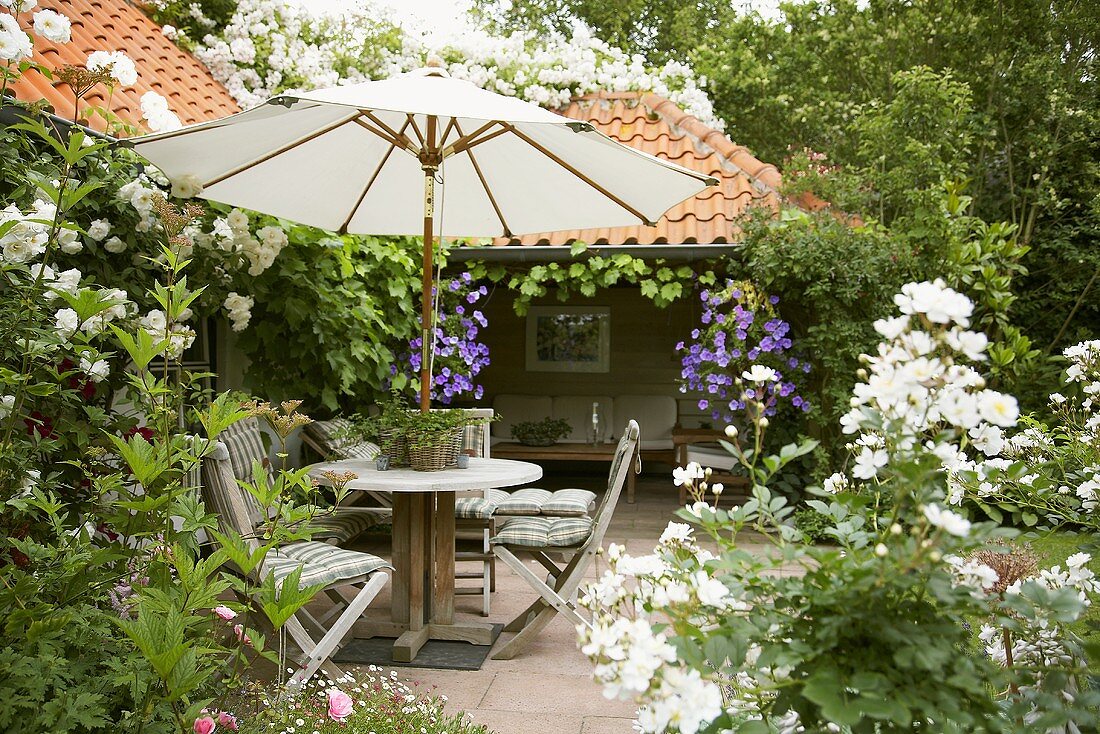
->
(306, 419), (379, 460)
(461, 422), (487, 457)
(305, 509), (384, 543)
(264, 541), (389, 591)
(494, 487), (552, 516)
(492, 516), (594, 548)
(455, 489), (511, 520)
(540, 488), (598, 517)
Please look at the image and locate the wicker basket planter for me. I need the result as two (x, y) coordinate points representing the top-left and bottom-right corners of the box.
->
(379, 429), (409, 467)
(408, 427), (463, 471)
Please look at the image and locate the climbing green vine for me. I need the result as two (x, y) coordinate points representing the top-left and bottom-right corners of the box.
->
(464, 245), (721, 315)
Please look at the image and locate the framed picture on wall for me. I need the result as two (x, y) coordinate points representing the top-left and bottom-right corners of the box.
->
(525, 306), (611, 373)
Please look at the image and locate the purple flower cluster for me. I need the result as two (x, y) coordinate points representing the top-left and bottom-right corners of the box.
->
(399, 272), (491, 404)
(677, 280), (811, 424)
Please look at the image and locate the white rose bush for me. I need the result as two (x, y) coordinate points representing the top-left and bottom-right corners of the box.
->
(580, 281), (1099, 732)
(0, 9), (364, 732)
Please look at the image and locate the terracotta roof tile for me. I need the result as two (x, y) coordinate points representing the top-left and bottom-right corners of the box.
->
(9, 0), (238, 130)
(497, 91), (788, 246)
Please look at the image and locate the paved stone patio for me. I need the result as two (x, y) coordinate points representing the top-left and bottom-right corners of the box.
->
(337, 469), (767, 734)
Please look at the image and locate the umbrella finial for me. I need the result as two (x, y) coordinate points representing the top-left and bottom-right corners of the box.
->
(422, 54), (448, 76)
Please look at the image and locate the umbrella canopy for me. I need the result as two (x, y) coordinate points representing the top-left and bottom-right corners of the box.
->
(130, 65), (717, 409)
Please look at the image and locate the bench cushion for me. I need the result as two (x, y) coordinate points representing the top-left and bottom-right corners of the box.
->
(686, 443), (739, 472)
(614, 395), (677, 450)
(492, 516), (594, 548)
(493, 395), (553, 445)
(263, 541), (388, 591)
(494, 487), (552, 515)
(551, 396), (614, 443)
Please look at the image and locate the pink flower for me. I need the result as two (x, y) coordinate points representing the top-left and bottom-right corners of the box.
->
(327, 689), (353, 721)
(193, 716), (216, 734)
(213, 605), (237, 621)
(233, 624), (251, 646)
(217, 712), (238, 731)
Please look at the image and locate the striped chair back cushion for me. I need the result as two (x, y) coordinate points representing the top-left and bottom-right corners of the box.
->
(304, 418), (379, 460)
(219, 417), (268, 525)
(200, 443), (260, 552)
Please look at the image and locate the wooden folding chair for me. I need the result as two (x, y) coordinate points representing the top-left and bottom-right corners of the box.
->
(490, 420), (640, 660)
(223, 417), (383, 542)
(201, 443), (390, 687)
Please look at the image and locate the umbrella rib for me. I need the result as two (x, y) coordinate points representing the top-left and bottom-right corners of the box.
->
(453, 121), (511, 237)
(405, 113), (426, 147)
(337, 118), (411, 235)
(201, 112), (362, 189)
(439, 117), (458, 149)
(503, 124), (657, 227)
(353, 118), (417, 154)
(360, 111), (418, 153)
(445, 121), (506, 157)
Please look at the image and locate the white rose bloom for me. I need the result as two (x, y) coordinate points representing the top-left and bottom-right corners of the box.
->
(3, 237), (35, 263)
(0, 394), (15, 419)
(103, 236), (127, 253)
(852, 447), (888, 480)
(227, 208), (250, 232)
(977, 390), (1019, 428)
(923, 504), (971, 537)
(968, 423), (1004, 457)
(822, 472), (848, 494)
(0, 14), (33, 63)
(79, 356), (109, 382)
(32, 9), (70, 43)
(87, 50), (138, 86)
(140, 91), (181, 132)
(54, 307), (79, 338)
(140, 309), (167, 335)
(87, 219), (110, 240)
(12, 0), (36, 11)
(671, 462), (703, 487)
(741, 364), (778, 383)
(57, 227), (82, 254)
(171, 174), (203, 199)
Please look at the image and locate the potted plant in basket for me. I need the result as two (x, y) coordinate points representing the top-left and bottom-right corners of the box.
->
(511, 417), (572, 447)
(405, 409), (482, 471)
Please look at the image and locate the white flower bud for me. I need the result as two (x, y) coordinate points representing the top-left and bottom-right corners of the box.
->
(929, 551), (942, 562)
(890, 523), (902, 535)
(724, 425), (738, 438)
(759, 417), (769, 428)
(874, 543), (888, 557)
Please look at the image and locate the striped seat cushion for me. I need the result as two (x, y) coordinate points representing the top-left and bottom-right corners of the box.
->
(454, 489), (512, 520)
(263, 541), (389, 591)
(305, 509), (384, 543)
(494, 488), (552, 515)
(539, 488), (598, 517)
(492, 516), (594, 548)
(306, 418), (380, 460)
(493, 487), (597, 517)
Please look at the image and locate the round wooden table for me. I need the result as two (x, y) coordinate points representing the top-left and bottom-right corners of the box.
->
(307, 457), (542, 661)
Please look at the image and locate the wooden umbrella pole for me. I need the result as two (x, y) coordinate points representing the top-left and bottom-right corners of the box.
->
(419, 115), (439, 413)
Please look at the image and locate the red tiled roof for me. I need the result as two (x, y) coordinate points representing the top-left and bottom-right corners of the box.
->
(497, 91), (824, 246)
(9, 0), (239, 131)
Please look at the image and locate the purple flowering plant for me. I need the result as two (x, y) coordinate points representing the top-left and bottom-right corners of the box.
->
(399, 272), (491, 404)
(677, 279), (811, 424)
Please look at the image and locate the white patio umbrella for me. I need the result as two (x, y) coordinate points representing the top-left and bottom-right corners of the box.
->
(130, 64), (717, 410)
